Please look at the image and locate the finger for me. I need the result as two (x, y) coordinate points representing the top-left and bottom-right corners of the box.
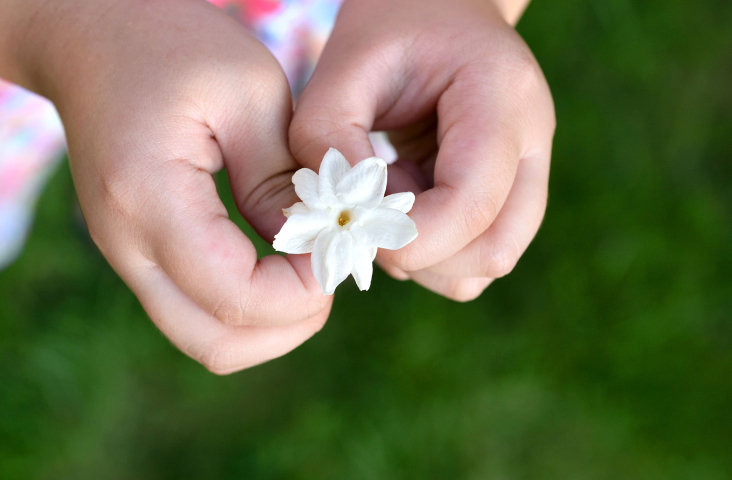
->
(289, 82), (377, 172)
(292, 62), (527, 275)
(426, 148), (550, 278)
(408, 269), (494, 303)
(84, 106), (330, 328)
(206, 58), (304, 240)
(129, 259), (331, 374)
(288, 27), (404, 171)
(376, 72), (529, 272)
(135, 58), (332, 327)
(287, 54), (420, 286)
(386, 114), (439, 191)
(374, 256), (410, 281)
(128, 157), (330, 328)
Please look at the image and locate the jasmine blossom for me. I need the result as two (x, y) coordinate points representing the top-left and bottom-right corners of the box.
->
(273, 148), (418, 295)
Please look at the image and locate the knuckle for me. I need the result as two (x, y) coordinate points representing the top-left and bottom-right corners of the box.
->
(248, 69), (291, 111)
(446, 279), (487, 303)
(496, 46), (543, 98)
(97, 159), (177, 225)
(253, 64), (290, 97)
(480, 239), (521, 278)
(87, 162), (144, 253)
(309, 312), (329, 334)
(305, 295), (331, 322)
(381, 241), (424, 272)
(462, 191), (499, 235)
(441, 185), (496, 249)
(489, 251), (520, 278)
(93, 159), (214, 256)
(98, 163), (139, 223)
(215, 61), (291, 129)
(212, 289), (257, 326)
(196, 344), (239, 375)
(234, 51), (290, 99)
(382, 246), (408, 271)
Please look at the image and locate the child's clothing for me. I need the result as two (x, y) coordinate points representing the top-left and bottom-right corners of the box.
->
(0, 0), (349, 269)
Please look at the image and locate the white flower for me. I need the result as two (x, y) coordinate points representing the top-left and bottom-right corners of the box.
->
(273, 148), (418, 295)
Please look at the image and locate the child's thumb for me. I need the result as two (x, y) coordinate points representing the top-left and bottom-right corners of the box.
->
(288, 50), (381, 174)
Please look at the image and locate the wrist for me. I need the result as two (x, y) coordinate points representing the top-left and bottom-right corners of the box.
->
(0, 0), (100, 101)
(341, 0), (528, 27)
(0, 0), (48, 89)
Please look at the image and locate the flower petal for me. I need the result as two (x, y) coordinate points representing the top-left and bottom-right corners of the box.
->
(351, 245), (374, 291)
(353, 207), (418, 250)
(311, 229), (354, 295)
(318, 148), (351, 207)
(379, 192), (415, 213)
(335, 156), (387, 209)
(273, 211), (331, 254)
(292, 168), (325, 210)
(283, 202), (310, 217)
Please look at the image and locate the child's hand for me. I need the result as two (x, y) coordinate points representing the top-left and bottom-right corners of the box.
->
(290, 0), (555, 300)
(5, 0), (331, 373)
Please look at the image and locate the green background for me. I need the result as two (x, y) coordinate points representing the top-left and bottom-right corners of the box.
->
(2, 0), (732, 477)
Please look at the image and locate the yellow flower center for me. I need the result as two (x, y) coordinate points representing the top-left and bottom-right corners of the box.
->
(338, 210), (351, 227)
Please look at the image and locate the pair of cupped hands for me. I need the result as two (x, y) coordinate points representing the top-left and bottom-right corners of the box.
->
(4, 0), (554, 373)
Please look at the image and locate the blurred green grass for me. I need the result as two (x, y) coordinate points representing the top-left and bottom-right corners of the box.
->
(2, 0), (732, 478)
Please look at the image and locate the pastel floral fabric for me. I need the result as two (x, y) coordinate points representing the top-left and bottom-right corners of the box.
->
(0, 82), (65, 269)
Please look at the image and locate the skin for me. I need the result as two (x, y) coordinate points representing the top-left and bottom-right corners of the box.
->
(291, 0), (555, 301)
(1, 0), (332, 374)
(0, 0), (553, 373)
